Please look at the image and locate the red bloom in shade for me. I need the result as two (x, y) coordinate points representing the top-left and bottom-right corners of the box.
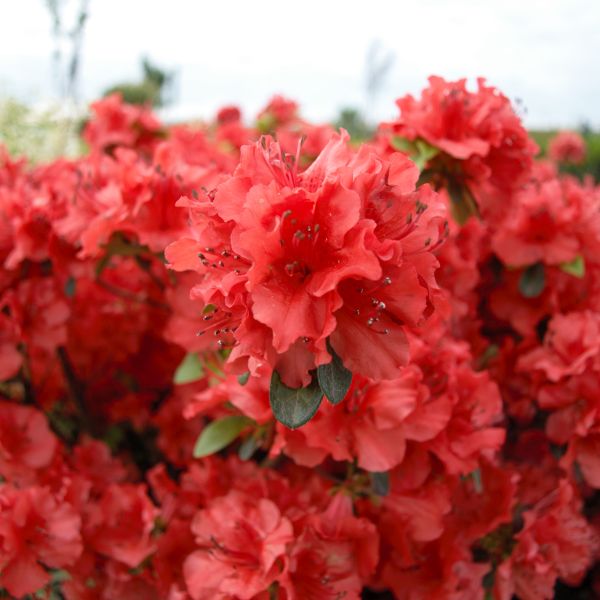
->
(536, 372), (600, 489)
(517, 311), (600, 382)
(494, 481), (595, 600)
(84, 483), (159, 568)
(68, 437), (129, 493)
(0, 486), (82, 597)
(382, 542), (489, 600)
(0, 402), (58, 485)
(284, 493), (379, 600)
(153, 390), (205, 466)
(445, 459), (517, 546)
(183, 490), (293, 600)
(384, 76), (536, 192)
(167, 132), (446, 386)
(154, 518), (197, 599)
(0, 312), (21, 381)
(548, 131), (586, 164)
(4, 276), (70, 353)
(570, 433), (600, 488)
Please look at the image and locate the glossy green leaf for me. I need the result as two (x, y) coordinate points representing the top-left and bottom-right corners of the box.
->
(370, 471), (390, 496)
(237, 372), (250, 386)
(560, 255), (585, 278)
(413, 139), (440, 170)
(64, 277), (76, 298)
(317, 343), (352, 405)
(390, 135), (413, 153)
(173, 352), (203, 384)
(269, 371), (323, 429)
(390, 136), (439, 172)
(519, 262), (545, 298)
(238, 434), (259, 461)
(193, 415), (251, 458)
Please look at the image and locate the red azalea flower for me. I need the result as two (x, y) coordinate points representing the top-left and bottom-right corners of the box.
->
(491, 176), (600, 268)
(384, 76), (537, 192)
(0, 485), (82, 597)
(154, 518), (197, 599)
(217, 105), (242, 125)
(167, 132), (446, 386)
(548, 131), (586, 164)
(69, 437), (129, 493)
(380, 532), (487, 600)
(183, 490), (293, 599)
(84, 483), (158, 568)
(284, 493), (379, 600)
(494, 481), (594, 600)
(517, 311), (600, 382)
(0, 401), (58, 485)
(257, 95), (299, 128)
(84, 93), (163, 155)
(4, 276), (70, 353)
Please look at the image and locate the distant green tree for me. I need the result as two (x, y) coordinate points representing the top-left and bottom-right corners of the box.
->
(334, 108), (374, 142)
(104, 57), (174, 107)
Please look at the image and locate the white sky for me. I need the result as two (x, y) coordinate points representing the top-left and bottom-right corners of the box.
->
(1, 0), (599, 128)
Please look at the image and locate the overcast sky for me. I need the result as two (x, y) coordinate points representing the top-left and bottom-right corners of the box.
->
(1, 0), (599, 128)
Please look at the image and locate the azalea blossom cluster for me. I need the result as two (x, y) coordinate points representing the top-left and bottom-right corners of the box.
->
(0, 79), (599, 600)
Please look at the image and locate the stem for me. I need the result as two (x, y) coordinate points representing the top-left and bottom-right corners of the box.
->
(134, 255), (166, 290)
(96, 277), (170, 311)
(56, 346), (95, 434)
(19, 346), (37, 407)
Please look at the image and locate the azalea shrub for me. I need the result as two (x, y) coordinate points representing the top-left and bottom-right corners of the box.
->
(1, 79), (600, 600)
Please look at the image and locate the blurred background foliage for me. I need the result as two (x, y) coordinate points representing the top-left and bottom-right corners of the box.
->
(531, 127), (600, 181)
(0, 97), (85, 163)
(2, 92), (600, 183)
(1, 1), (599, 179)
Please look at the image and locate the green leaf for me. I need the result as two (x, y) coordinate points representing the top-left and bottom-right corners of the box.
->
(471, 468), (483, 494)
(390, 137), (439, 172)
(96, 232), (151, 276)
(448, 179), (479, 225)
(390, 135), (413, 153)
(257, 113), (277, 134)
(237, 371), (250, 386)
(269, 371), (323, 429)
(317, 342), (352, 405)
(50, 569), (72, 584)
(238, 434), (259, 461)
(477, 344), (499, 371)
(370, 471), (390, 496)
(193, 415), (252, 458)
(64, 277), (76, 298)
(414, 139), (440, 171)
(173, 352), (203, 384)
(519, 262), (545, 298)
(560, 255), (585, 278)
